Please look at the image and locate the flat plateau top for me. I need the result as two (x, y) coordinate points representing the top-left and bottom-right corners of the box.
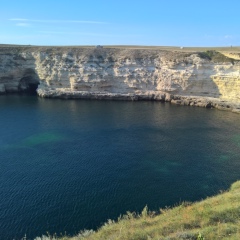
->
(1, 45), (240, 61)
(0, 44), (240, 52)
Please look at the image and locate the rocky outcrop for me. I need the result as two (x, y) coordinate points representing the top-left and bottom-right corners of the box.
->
(0, 46), (240, 112)
(0, 48), (40, 93)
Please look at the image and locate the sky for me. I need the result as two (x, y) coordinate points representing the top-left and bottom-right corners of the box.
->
(1, 0), (240, 46)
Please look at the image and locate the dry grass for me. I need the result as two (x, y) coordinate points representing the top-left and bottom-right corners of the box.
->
(2, 45), (240, 63)
(1, 44), (240, 52)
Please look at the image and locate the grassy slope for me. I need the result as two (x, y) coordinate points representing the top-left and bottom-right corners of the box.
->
(59, 181), (240, 240)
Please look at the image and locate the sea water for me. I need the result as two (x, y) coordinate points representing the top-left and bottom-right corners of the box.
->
(0, 95), (240, 239)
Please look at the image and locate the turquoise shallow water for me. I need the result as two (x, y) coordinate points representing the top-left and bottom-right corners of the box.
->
(0, 95), (240, 239)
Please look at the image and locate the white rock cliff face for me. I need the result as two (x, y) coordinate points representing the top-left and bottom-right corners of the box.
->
(0, 47), (240, 111)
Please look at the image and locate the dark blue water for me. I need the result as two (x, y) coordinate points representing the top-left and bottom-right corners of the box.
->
(1, 95), (240, 239)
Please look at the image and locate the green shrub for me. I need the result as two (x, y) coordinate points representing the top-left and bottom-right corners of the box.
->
(197, 232), (204, 240)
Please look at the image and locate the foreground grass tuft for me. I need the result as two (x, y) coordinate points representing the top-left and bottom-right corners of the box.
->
(35, 181), (240, 240)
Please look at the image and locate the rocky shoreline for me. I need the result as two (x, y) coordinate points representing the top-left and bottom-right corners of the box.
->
(1, 46), (240, 113)
(37, 89), (240, 113)
(170, 95), (240, 113)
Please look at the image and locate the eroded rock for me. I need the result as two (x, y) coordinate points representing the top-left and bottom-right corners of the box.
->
(0, 46), (240, 112)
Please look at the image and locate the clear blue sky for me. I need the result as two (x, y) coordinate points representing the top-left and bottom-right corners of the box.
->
(1, 0), (239, 46)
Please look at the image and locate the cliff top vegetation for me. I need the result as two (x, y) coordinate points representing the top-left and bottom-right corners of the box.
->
(1, 45), (240, 64)
(35, 181), (240, 240)
(197, 50), (236, 63)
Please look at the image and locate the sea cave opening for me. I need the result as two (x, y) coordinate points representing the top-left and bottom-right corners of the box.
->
(19, 69), (40, 95)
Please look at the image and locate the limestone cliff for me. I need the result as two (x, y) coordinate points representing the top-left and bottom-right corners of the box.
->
(0, 46), (240, 112)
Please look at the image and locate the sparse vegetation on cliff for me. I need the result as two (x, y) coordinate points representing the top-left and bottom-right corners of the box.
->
(35, 181), (240, 240)
(197, 50), (236, 63)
